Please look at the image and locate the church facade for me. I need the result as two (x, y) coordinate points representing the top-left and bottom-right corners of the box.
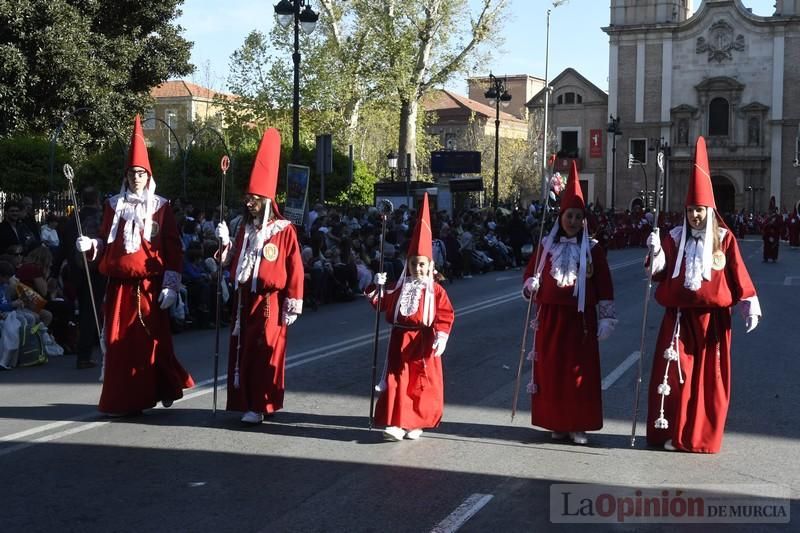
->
(605, 0), (800, 214)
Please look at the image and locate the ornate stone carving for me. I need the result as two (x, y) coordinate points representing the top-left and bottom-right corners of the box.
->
(696, 20), (745, 63)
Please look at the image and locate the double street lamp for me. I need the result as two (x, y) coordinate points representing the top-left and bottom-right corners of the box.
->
(274, 0), (319, 163)
(484, 73), (512, 208)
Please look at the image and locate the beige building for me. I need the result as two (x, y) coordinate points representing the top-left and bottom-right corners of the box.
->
(467, 74), (547, 121)
(146, 80), (234, 157)
(605, 0), (800, 214)
(526, 68), (611, 208)
(424, 89), (529, 154)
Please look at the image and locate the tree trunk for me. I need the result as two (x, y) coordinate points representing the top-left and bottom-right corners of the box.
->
(398, 97), (418, 175)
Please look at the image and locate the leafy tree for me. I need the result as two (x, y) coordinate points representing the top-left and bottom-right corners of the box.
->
(0, 135), (68, 194)
(0, 0), (193, 156)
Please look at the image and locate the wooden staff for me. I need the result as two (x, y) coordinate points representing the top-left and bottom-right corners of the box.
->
(63, 164), (105, 365)
(212, 155), (230, 414)
(369, 199), (393, 428)
(630, 151), (665, 446)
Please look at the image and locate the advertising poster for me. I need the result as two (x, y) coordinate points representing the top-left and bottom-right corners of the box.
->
(285, 164), (310, 226)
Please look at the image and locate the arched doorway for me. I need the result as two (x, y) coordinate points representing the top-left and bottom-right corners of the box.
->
(711, 175), (735, 214)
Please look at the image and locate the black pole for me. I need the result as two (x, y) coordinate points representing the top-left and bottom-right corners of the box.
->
(291, 0), (301, 163)
(494, 103), (500, 209)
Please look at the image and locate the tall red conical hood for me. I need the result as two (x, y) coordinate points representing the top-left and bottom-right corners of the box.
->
(407, 192), (433, 260)
(560, 160), (585, 213)
(685, 136), (716, 209)
(247, 128), (281, 198)
(127, 115), (152, 175)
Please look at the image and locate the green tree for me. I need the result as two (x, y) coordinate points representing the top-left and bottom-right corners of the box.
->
(0, 0), (193, 152)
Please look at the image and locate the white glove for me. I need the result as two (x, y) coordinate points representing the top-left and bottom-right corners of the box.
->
(373, 272), (387, 286)
(215, 222), (230, 246)
(597, 318), (615, 341)
(745, 314), (759, 333)
(283, 312), (298, 326)
(158, 288), (177, 310)
(76, 236), (96, 252)
(646, 228), (661, 255)
(432, 332), (448, 357)
(523, 274), (540, 298)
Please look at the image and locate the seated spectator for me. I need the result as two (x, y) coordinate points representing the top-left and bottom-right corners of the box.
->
(182, 241), (213, 328)
(0, 260), (24, 317)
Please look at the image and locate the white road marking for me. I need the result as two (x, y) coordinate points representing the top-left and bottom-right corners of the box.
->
(783, 276), (800, 286)
(431, 493), (494, 533)
(602, 351), (640, 390)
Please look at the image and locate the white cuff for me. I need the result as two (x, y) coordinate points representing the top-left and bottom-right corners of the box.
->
(738, 296), (761, 319)
(649, 249), (666, 275)
(283, 297), (303, 315)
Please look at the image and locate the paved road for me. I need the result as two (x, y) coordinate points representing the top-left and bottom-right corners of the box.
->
(1, 239), (798, 532)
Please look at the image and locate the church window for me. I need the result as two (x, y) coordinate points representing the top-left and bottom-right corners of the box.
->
(557, 95), (563, 104)
(747, 117), (760, 146)
(564, 92), (575, 104)
(559, 130), (579, 158)
(708, 97), (729, 136)
(677, 119), (689, 145)
(576, 94), (583, 103)
(630, 138), (647, 165)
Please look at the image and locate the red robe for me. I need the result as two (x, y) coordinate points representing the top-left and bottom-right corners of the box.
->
(523, 239), (614, 432)
(788, 214), (800, 247)
(370, 279), (454, 430)
(647, 226), (757, 453)
(96, 196), (194, 414)
(762, 219), (781, 261)
(226, 220), (304, 414)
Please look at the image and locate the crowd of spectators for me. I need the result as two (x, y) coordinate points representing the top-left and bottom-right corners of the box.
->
(1, 190), (798, 370)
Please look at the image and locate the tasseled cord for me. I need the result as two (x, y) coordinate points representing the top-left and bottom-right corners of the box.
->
(654, 310), (685, 429)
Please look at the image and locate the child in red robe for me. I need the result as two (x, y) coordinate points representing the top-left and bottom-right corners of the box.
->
(369, 193), (455, 441)
(522, 161), (617, 445)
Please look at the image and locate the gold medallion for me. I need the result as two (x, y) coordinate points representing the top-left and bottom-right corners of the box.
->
(263, 243), (279, 262)
(586, 262), (594, 278)
(149, 221), (160, 239)
(712, 250), (726, 271)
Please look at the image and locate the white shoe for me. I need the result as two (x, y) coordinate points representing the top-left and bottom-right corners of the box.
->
(241, 411), (264, 424)
(405, 429), (423, 440)
(664, 439), (676, 451)
(551, 431), (568, 440)
(569, 432), (588, 445)
(383, 426), (406, 441)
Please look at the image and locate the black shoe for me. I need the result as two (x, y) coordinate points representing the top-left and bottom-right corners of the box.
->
(77, 360), (98, 369)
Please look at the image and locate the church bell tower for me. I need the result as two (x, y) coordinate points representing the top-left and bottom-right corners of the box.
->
(609, 0), (692, 26)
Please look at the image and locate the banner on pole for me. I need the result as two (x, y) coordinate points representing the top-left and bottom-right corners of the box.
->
(285, 164), (310, 226)
(590, 129), (603, 158)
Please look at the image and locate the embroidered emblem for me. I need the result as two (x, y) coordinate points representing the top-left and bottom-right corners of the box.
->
(711, 250), (726, 271)
(696, 20), (744, 63)
(149, 221), (160, 239)
(263, 243), (279, 262)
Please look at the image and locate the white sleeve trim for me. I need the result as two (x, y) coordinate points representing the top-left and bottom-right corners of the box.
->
(738, 296), (761, 318)
(650, 249), (666, 275)
(283, 297), (303, 315)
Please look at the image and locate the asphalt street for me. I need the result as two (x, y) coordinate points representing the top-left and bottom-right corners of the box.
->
(1, 238), (798, 532)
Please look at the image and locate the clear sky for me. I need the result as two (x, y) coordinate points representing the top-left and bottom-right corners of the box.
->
(178, 0), (777, 95)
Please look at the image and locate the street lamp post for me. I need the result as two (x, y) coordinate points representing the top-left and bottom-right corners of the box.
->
(274, 0), (319, 163)
(387, 151), (398, 181)
(744, 185), (765, 215)
(484, 73), (511, 209)
(607, 114), (622, 212)
(628, 152), (650, 209)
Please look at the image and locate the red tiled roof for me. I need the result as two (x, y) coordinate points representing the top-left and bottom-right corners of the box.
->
(151, 80), (234, 100)
(424, 90), (525, 124)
